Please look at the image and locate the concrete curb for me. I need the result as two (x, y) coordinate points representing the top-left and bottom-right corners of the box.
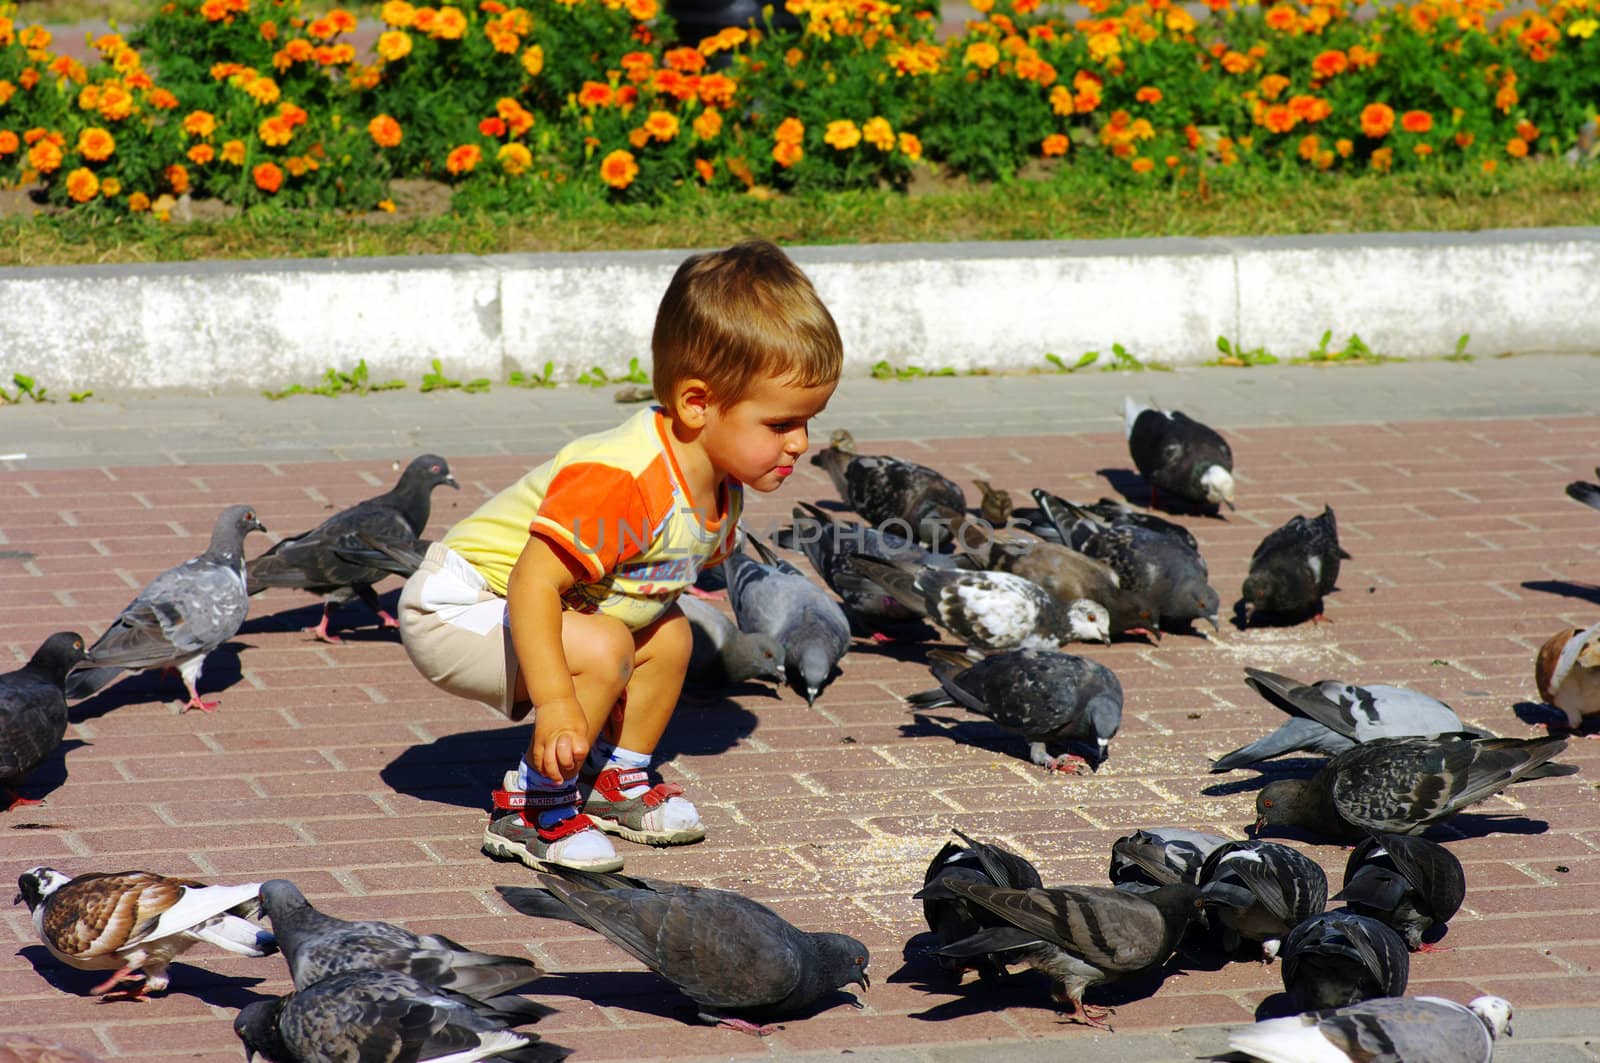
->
(2, 227), (1598, 392)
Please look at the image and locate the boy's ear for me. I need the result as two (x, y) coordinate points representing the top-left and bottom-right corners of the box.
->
(673, 377), (713, 428)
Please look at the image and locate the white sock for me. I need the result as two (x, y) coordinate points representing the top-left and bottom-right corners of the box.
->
(588, 741), (699, 832)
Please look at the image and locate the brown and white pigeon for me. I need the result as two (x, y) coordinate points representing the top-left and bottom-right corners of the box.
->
(980, 537), (1150, 638)
(1333, 833), (1465, 953)
(0, 632), (86, 811)
(1565, 468), (1600, 513)
(247, 454), (457, 642)
(64, 504), (265, 712)
(1124, 396), (1235, 511)
(1534, 620), (1600, 736)
(932, 881), (1207, 1030)
(1253, 733), (1577, 843)
(1240, 506), (1351, 624)
(810, 429), (975, 549)
(15, 867), (276, 1000)
(916, 828), (1044, 985)
(1227, 993), (1512, 1063)
(1280, 909), (1409, 1011)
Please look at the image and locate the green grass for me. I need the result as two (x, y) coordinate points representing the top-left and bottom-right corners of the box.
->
(4, 160), (1600, 267)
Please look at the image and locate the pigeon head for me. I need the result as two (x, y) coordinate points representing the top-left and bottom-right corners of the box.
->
(811, 932), (872, 993)
(28, 631), (88, 685)
(1200, 465), (1235, 509)
(792, 642), (835, 705)
(258, 878), (310, 921)
(1062, 599), (1111, 645)
(1469, 995), (1514, 1039)
(1535, 626), (1577, 702)
(727, 632), (786, 685)
(402, 453), (460, 492)
(1253, 779), (1320, 835)
(1194, 584), (1222, 631)
(1086, 693), (1122, 752)
(210, 505), (267, 560)
(13, 866), (71, 910)
(234, 998), (291, 1062)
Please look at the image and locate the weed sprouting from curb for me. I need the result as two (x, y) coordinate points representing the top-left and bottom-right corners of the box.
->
(1211, 336), (1280, 367)
(0, 374), (51, 404)
(577, 357), (650, 388)
(509, 361), (558, 388)
(264, 360), (406, 399)
(421, 359), (491, 393)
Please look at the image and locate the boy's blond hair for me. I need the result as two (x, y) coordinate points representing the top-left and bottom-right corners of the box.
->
(652, 239), (843, 408)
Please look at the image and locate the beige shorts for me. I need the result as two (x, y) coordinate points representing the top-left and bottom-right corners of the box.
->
(399, 543), (525, 719)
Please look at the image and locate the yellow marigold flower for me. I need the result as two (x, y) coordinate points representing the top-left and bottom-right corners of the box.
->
(971, 0), (994, 10)
(824, 119), (861, 150)
(693, 108), (722, 140)
(259, 116), (293, 146)
(898, 131), (922, 159)
(1569, 17), (1598, 37)
(1165, 7), (1195, 33)
(434, 7), (468, 39)
(222, 139), (247, 165)
(498, 141), (533, 174)
(1359, 102), (1394, 138)
(369, 114), (404, 148)
(625, 0), (658, 18)
(772, 140), (803, 168)
(1049, 84), (1073, 116)
(382, 0), (417, 26)
(963, 42), (1000, 69)
(77, 127), (115, 162)
(446, 143), (482, 174)
(1088, 31), (1121, 63)
(377, 30), (413, 60)
(1221, 50), (1252, 74)
(188, 143), (215, 164)
(246, 77), (281, 106)
(128, 191), (150, 212)
(98, 85), (134, 121)
(522, 44), (545, 77)
(1401, 110), (1432, 133)
(379, 198), (397, 212)
(774, 117), (805, 145)
(254, 161), (284, 192)
(600, 148), (638, 189)
(27, 139), (62, 174)
(1041, 133), (1069, 156)
(1259, 74), (1290, 100)
(862, 116), (894, 151)
(101, 177), (120, 197)
(644, 110), (679, 142)
(65, 167), (99, 203)
(488, 28), (519, 53)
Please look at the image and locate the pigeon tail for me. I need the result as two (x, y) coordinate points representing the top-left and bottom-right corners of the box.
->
(1122, 396), (1151, 440)
(63, 665), (124, 701)
(1566, 480), (1600, 512)
(191, 915), (277, 957)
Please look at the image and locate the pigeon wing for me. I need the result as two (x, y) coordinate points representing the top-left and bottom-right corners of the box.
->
(87, 561), (246, 668)
(945, 882), (1169, 972)
(0, 673), (70, 783)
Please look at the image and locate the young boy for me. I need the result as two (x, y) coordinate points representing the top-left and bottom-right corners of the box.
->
(398, 240), (842, 872)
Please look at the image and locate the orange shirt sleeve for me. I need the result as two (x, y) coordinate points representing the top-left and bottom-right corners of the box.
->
(530, 462), (652, 581)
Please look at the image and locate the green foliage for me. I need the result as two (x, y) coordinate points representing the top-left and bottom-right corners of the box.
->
(0, 372), (49, 403)
(420, 358), (491, 393)
(263, 359), (405, 399)
(1211, 335), (1279, 367)
(1300, 329), (1396, 364)
(508, 360), (557, 388)
(1443, 332), (1474, 361)
(1043, 351), (1100, 373)
(69, 389), (93, 402)
(576, 357), (649, 387)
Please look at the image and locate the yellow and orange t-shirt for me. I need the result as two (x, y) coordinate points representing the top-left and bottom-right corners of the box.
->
(441, 406), (742, 631)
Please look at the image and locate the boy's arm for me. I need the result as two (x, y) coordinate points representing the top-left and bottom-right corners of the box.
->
(506, 535), (590, 781)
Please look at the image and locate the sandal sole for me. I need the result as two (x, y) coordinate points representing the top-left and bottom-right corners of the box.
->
(481, 828), (625, 872)
(588, 818), (706, 846)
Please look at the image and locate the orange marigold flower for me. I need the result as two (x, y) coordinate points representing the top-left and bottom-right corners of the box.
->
(377, 30), (413, 60)
(1258, 73), (1290, 100)
(253, 161), (284, 192)
(643, 110), (679, 142)
(434, 7), (468, 39)
(245, 76), (281, 106)
(697, 73), (736, 109)
(285, 156), (308, 176)
(1515, 119), (1539, 142)
(1401, 110), (1432, 133)
(1166, 6), (1196, 32)
(446, 144), (482, 174)
(1347, 44), (1378, 68)
(620, 51), (654, 82)
(772, 140), (803, 168)
(330, 9), (358, 32)
(1369, 146), (1393, 172)
(898, 131), (922, 159)
(0, 81), (13, 107)
(127, 191), (150, 212)
(497, 98), (534, 136)
(774, 117), (805, 145)
(77, 127), (115, 161)
(824, 119), (861, 150)
(150, 87), (179, 110)
(308, 17), (334, 39)
(1311, 49), (1348, 79)
(600, 148), (638, 189)
(222, 139), (247, 165)
(98, 85), (134, 121)
(1506, 137), (1529, 157)
(498, 141), (533, 175)
(664, 46), (705, 73)
(201, 0), (232, 21)
(1454, 131), (1475, 149)
(19, 69), (38, 90)
(1131, 156), (1154, 173)
(862, 116), (894, 151)
(1265, 4), (1297, 30)
(695, 157), (715, 182)
(617, 86), (639, 108)
(413, 6), (438, 31)
(65, 167), (99, 203)
(693, 109), (722, 140)
(625, 0), (658, 19)
(578, 81), (614, 107)
(101, 177), (120, 196)
(1041, 133), (1069, 156)
(0, 130), (17, 156)
(1414, 143), (1432, 156)
(1335, 137), (1353, 157)
(1261, 104), (1297, 134)
(522, 44), (545, 76)
(369, 114), (403, 148)
(1288, 94), (1330, 122)
(260, 116), (294, 147)
(27, 139), (62, 174)
(261, 19), (278, 40)
(188, 143), (215, 164)
(165, 163), (190, 195)
(1359, 102), (1394, 137)
(479, 117), (507, 137)
(1297, 133), (1320, 160)
(1221, 50), (1252, 74)
(1135, 85), (1162, 104)
(964, 42), (1000, 69)
(487, 27), (518, 52)
(382, 0), (416, 26)
(628, 127), (650, 149)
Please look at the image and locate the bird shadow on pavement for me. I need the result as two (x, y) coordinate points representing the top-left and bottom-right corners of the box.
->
(1426, 812), (1551, 841)
(531, 970), (861, 1027)
(1252, 990), (1301, 1020)
(237, 591), (403, 643)
(1200, 760), (1324, 798)
(1095, 468), (1228, 519)
(66, 642), (249, 722)
(11, 738), (90, 805)
(897, 945), (1194, 1024)
(13, 947), (273, 1009)
(901, 712), (1027, 764)
(1520, 579), (1600, 607)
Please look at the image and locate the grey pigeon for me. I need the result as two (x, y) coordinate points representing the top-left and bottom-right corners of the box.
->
(933, 881), (1207, 1030)
(1196, 840), (1328, 961)
(0, 632), (86, 811)
(1108, 828), (1230, 894)
(849, 555), (1110, 651)
(1565, 467), (1600, 512)
(810, 429), (975, 549)
(257, 879), (542, 1000)
(1254, 733), (1577, 843)
(722, 533), (850, 704)
(678, 594), (785, 687)
(1211, 668), (1473, 774)
(1124, 396), (1235, 510)
(1333, 834), (1465, 952)
(1038, 494), (1218, 635)
(1226, 994), (1513, 1063)
(1280, 909), (1409, 1011)
(905, 647), (1122, 773)
(495, 868), (870, 1036)
(65, 504), (265, 712)
(233, 968), (565, 1063)
(915, 828), (1044, 985)
(330, 530), (430, 579)
(1241, 506), (1351, 624)
(1025, 489), (1198, 554)
(980, 537), (1149, 638)
(247, 454), (457, 642)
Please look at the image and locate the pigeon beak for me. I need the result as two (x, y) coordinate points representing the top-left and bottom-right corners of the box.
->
(10, 890), (20, 905)
(1225, 499), (1236, 512)
(445, 474), (460, 489)
(1242, 602), (1255, 626)
(856, 970), (871, 991)
(1249, 815), (1265, 836)
(806, 686), (819, 706)
(1206, 614), (1220, 633)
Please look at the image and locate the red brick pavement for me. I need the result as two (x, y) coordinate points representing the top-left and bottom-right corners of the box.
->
(3, 417), (1599, 1060)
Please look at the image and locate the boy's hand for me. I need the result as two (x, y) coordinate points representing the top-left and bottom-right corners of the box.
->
(532, 697), (589, 781)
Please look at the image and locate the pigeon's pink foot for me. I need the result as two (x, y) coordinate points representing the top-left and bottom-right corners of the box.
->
(305, 616), (344, 644)
(179, 696), (220, 714)
(686, 586), (727, 601)
(869, 630), (896, 644)
(709, 1016), (777, 1037)
(90, 967), (143, 997)
(1416, 941), (1453, 953)
(1065, 1000), (1114, 1031)
(4, 788), (44, 812)
(1047, 754), (1091, 775)
(1311, 612), (1334, 625)
(1125, 627), (1159, 643)
(377, 610), (400, 630)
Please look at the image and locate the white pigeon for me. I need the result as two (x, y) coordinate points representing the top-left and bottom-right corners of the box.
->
(1227, 994), (1513, 1063)
(1535, 620), (1600, 736)
(15, 867), (276, 999)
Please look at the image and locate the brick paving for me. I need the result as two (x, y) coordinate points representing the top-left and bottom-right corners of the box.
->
(2, 360), (1600, 1061)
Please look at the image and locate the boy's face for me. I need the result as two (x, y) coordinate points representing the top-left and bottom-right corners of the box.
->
(702, 373), (837, 493)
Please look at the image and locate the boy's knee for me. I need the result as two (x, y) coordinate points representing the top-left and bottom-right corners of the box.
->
(654, 609), (694, 666)
(569, 614), (635, 680)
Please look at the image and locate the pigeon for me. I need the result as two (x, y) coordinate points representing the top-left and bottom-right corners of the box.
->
(722, 532), (850, 704)
(1124, 396), (1235, 510)
(678, 594), (786, 687)
(257, 879), (543, 999)
(905, 647), (1122, 773)
(1333, 833), (1465, 952)
(915, 828), (1044, 985)
(1241, 507), (1351, 624)
(810, 429), (975, 549)
(1534, 620), (1600, 736)
(1108, 828), (1230, 894)
(233, 968), (566, 1063)
(773, 501), (955, 633)
(1254, 733), (1578, 843)
(15, 867), (276, 1000)
(1039, 495), (1218, 634)
(1024, 489), (1198, 554)
(980, 537), (1149, 638)
(64, 504), (265, 713)
(329, 530), (430, 579)
(1565, 468), (1600, 512)
(0, 632), (86, 810)
(495, 868), (870, 1036)
(247, 454), (457, 642)
(0, 1038), (110, 1063)
(1196, 840), (1328, 961)
(1226, 994), (1513, 1063)
(1280, 909), (1409, 1011)
(1211, 668), (1474, 774)
(932, 881), (1207, 1030)
(849, 555), (1110, 651)
(972, 479), (1014, 528)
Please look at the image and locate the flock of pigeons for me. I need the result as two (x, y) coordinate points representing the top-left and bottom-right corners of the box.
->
(3, 401), (1600, 1062)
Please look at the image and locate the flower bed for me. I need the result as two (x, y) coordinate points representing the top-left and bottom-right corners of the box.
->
(0, 0), (1595, 215)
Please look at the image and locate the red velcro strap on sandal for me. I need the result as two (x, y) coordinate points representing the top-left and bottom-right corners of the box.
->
(492, 788), (576, 811)
(641, 782), (684, 808)
(536, 813), (596, 842)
